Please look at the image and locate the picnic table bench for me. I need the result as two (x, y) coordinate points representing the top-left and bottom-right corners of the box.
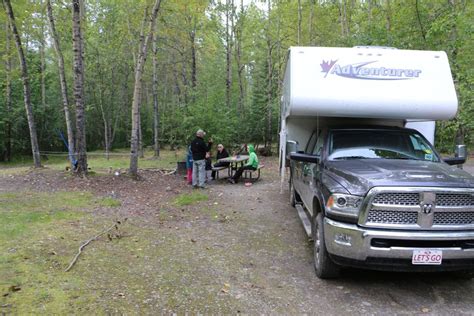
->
(243, 164), (264, 181)
(211, 165), (229, 179)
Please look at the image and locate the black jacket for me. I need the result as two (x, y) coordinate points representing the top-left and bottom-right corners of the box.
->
(216, 149), (230, 166)
(191, 137), (211, 161)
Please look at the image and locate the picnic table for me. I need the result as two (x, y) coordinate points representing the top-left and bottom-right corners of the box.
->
(217, 155), (249, 178)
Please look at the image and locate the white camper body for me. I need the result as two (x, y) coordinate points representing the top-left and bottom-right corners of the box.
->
(279, 46), (458, 182)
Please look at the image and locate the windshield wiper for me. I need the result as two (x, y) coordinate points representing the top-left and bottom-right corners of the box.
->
(333, 156), (372, 160)
(389, 156), (422, 161)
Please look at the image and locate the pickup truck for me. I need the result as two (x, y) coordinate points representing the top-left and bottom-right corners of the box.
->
(289, 125), (474, 278)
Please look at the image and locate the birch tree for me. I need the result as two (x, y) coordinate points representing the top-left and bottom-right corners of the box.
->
(46, 0), (75, 167)
(129, 0), (162, 177)
(152, 22), (160, 157)
(3, 0), (41, 167)
(3, 19), (12, 162)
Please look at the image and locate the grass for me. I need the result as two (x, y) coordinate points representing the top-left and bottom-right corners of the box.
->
(0, 148), (186, 175)
(0, 188), (237, 314)
(0, 191), (122, 314)
(173, 192), (209, 206)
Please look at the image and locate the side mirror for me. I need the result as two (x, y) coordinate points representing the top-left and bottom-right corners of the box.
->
(444, 145), (467, 166)
(286, 140), (298, 154)
(290, 152), (320, 164)
(443, 157), (466, 166)
(455, 144), (467, 159)
(285, 140), (298, 167)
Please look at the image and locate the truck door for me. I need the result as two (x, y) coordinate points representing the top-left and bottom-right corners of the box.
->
(304, 131), (325, 216)
(299, 130), (321, 211)
(292, 131), (317, 201)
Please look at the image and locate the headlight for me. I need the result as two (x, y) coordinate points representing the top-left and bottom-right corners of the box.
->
(326, 193), (363, 220)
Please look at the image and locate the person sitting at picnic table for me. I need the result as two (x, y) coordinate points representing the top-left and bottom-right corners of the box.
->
(211, 144), (230, 180)
(228, 144), (258, 184)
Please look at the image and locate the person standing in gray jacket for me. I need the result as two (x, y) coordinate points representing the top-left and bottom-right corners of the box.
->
(190, 129), (212, 188)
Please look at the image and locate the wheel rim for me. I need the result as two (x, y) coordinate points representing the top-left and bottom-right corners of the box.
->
(314, 221), (321, 269)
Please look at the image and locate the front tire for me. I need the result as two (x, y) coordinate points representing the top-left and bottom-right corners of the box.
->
(312, 212), (340, 279)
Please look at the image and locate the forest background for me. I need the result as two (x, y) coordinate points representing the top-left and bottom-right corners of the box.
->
(0, 0), (473, 173)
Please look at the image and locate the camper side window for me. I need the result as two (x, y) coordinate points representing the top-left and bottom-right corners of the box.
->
(305, 130), (319, 154)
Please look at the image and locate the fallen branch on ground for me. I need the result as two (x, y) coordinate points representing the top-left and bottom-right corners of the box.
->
(142, 168), (176, 175)
(65, 218), (127, 272)
(159, 169), (176, 175)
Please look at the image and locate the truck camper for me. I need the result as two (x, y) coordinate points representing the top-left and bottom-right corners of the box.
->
(280, 46), (474, 279)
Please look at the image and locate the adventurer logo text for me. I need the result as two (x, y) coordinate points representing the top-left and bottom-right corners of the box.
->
(320, 60), (422, 80)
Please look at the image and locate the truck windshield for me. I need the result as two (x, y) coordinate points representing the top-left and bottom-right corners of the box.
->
(328, 129), (440, 162)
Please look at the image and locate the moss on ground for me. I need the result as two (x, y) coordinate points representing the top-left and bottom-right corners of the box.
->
(0, 191), (121, 314)
(173, 192), (208, 206)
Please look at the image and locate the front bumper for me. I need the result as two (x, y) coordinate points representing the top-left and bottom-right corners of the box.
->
(324, 217), (474, 271)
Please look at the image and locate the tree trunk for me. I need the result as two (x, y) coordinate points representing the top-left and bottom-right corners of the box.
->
(129, 0), (162, 177)
(40, 4), (46, 111)
(171, 53), (181, 99)
(152, 24), (160, 157)
(102, 113), (110, 160)
(235, 0), (244, 114)
(46, 0), (75, 168)
(4, 19), (12, 162)
(97, 70), (110, 160)
(309, 0), (315, 45)
(225, 0), (233, 108)
(386, 0), (392, 34)
(4, 0), (41, 167)
(342, 0), (348, 37)
(265, 0), (273, 151)
(297, 0), (302, 45)
(367, 0), (372, 28)
(181, 62), (189, 105)
(415, 0), (427, 45)
(138, 107), (144, 159)
(72, 0), (87, 175)
(190, 18), (197, 89)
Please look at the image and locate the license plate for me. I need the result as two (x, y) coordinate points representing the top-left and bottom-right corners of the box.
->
(412, 249), (442, 265)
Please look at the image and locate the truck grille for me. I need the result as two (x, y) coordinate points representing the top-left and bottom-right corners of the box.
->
(433, 212), (474, 225)
(362, 190), (474, 230)
(373, 193), (419, 206)
(367, 210), (418, 225)
(436, 193), (474, 206)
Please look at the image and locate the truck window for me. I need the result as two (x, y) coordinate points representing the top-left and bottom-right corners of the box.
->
(312, 131), (324, 156)
(305, 130), (319, 154)
(328, 129), (440, 162)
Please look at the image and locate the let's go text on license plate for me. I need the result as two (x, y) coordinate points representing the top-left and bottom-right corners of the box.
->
(412, 249), (442, 265)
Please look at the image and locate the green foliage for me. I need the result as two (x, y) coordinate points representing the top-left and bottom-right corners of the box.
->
(0, 0), (472, 161)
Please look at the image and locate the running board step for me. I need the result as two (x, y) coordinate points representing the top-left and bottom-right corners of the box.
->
(295, 204), (312, 238)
